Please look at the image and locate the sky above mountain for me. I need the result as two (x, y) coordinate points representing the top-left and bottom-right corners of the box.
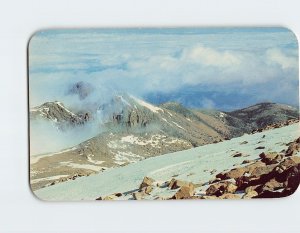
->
(29, 28), (299, 111)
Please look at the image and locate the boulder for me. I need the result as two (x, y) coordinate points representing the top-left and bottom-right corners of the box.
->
(244, 161), (266, 173)
(263, 178), (284, 191)
(226, 183), (238, 193)
(233, 152), (243, 157)
(285, 138), (300, 156)
(242, 190), (258, 199)
(100, 193), (123, 200)
(139, 176), (155, 189)
(259, 152), (283, 165)
(283, 166), (300, 195)
(250, 164), (277, 179)
(144, 186), (153, 194)
(172, 185), (195, 199)
(132, 192), (144, 200)
(216, 167), (247, 180)
(169, 178), (195, 190)
(242, 160), (251, 164)
(275, 157), (300, 175)
(206, 181), (237, 197)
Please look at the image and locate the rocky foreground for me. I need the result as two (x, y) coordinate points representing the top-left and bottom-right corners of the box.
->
(96, 122), (300, 200)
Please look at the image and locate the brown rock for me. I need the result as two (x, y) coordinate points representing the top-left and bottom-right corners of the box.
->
(144, 186), (153, 194)
(245, 185), (261, 193)
(233, 152), (243, 157)
(242, 160), (251, 164)
(285, 138), (300, 156)
(244, 161), (266, 173)
(242, 190), (258, 199)
(226, 183), (238, 193)
(216, 167), (247, 180)
(139, 176), (155, 189)
(276, 157), (300, 172)
(250, 164), (277, 179)
(259, 152), (283, 165)
(206, 181), (237, 197)
(169, 178), (195, 190)
(132, 192), (144, 200)
(263, 178), (284, 191)
(172, 185), (195, 199)
(219, 193), (241, 199)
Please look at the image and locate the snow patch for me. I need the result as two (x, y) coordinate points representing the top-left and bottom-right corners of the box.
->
(31, 175), (70, 184)
(172, 121), (184, 130)
(60, 162), (105, 172)
(130, 96), (162, 113)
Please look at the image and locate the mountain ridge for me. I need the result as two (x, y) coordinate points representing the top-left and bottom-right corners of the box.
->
(29, 95), (299, 191)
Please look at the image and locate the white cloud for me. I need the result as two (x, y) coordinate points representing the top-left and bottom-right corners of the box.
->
(181, 45), (241, 67)
(266, 48), (298, 69)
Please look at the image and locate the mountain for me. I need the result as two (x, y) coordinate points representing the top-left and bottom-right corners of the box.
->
(33, 122), (300, 201)
(30, 101), (91, 129)
(226, 102), (299, 131)
(29, 95), (299, 191)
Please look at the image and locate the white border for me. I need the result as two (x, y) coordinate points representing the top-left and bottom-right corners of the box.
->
(0, 0), (300, 232)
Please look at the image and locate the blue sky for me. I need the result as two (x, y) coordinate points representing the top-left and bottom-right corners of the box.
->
(29, 28), (299, 110)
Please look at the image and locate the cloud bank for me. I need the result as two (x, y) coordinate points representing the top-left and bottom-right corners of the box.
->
(29, 28), (299, 110)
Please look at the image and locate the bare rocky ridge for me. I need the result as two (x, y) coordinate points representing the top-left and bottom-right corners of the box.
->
(30, 96), (299, 191)
(30, 101), (90, 130)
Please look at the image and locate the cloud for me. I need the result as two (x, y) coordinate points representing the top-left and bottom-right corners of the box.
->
(266, 48), (298, 69)
(181, 45), (241, 67)
(29, 29), (299, 110)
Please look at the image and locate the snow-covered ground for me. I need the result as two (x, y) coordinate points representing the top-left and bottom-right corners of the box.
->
(34, 123), (299, 201)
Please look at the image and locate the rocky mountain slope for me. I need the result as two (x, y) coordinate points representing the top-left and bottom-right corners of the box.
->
(33, 122), (300, 200)
(30, 101), (90, 130)
(30, 95), (299, 191)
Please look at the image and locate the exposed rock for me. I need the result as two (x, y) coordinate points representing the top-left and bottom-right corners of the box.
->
(250, 164), (277, 179)
(226, 183), (238, 193)
(200, 195), (219, 200)
(172, 185), (195, 199)
(242, 190), (258, 199)
(98, 192), (123, 200)
(132, 192), (144, 200)
(245, 185), (261, 193)
(263, 178), (284, 191)
(244, 161), (265, 174)
(144, 186), (153, 194)
(169, 178), (195, 190)
(219, 193), (241, 199)
(259, 152), (283, 165)
(216, 166), (249, 180)
(285, 137), (300, 156)
(139, 176), (155, 189)
(242, 160), (251, 164)
(233, 152), (243, 157)
(206, 181), (237, 197)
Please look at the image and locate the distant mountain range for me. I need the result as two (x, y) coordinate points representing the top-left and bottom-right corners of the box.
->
(29, 94), (299, 191)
